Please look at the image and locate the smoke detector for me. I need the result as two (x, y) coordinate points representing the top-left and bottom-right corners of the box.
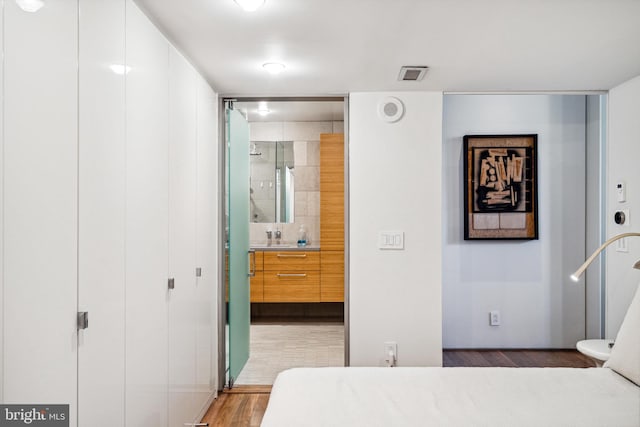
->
(398, 66), (429, 81)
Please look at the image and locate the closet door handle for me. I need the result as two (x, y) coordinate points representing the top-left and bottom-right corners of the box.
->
(276, 253), (307, 258)
(276, 273), (307, 278)
(77, 312), (89, 330)
(248, 250), (256, 277)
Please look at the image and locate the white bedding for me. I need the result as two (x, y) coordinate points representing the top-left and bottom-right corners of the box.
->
(261, 367), (640, 427)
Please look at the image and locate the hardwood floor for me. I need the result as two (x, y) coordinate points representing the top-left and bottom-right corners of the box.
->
(443, 349), (595, 368)
(201, 349), (594, 427)
(200, 385), (272, 427)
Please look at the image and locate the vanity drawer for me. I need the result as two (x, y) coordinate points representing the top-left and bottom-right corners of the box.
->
(320, 250), (344, 302)
(263, 251), (320, 271)
(263, 271), (320, 302)
(250, 271), (264, 302)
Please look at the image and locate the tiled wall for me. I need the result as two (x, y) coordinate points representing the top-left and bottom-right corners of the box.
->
(249, 120), (344, 245)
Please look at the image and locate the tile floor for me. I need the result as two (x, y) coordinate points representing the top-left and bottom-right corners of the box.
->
(235, 322), (344, 385)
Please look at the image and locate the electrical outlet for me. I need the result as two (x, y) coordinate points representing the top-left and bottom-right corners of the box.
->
(489, 310), (501, 326)
(384, 342), (397, 366)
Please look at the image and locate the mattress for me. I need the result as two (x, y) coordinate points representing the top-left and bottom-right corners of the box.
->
(261, 367), (640, 427)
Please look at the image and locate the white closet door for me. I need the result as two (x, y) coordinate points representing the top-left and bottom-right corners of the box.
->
(77, 0), (126, 426)
(168, 46), (198, 426)
(195, 76), (218, 411)
(125, 1), (169, 426)
(3, 1), (78, 425)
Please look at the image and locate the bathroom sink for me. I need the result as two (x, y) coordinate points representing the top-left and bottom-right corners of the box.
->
(250, 243), (298, 248)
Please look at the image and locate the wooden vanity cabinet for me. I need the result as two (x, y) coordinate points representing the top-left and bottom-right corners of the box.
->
(263, 251), (320, 302)
(320, 133), (345, 302)
(320, 251), (344, 302)
(250, 251), (264, 302)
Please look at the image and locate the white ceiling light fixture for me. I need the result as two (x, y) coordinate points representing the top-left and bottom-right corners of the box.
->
(16, 0), (45, 12)
(109, 64), (132, 75)
(262, 62), (286, 75)
(234, 0), (265, 12)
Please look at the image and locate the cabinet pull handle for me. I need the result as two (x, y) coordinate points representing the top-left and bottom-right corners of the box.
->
(276, 253), (307, 258)
(248, 250), (256, 277)
(277, 273), (307, 277)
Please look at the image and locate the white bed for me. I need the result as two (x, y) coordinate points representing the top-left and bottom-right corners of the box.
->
(262, 366), (639, 427)
(262, 287), (640, 427)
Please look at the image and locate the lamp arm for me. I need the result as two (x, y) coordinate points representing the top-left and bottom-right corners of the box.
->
(571, 232), (640, 281)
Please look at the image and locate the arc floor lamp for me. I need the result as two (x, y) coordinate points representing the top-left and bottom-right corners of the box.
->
(571, 232), (640, 281)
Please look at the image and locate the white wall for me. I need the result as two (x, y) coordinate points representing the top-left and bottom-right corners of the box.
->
(442, 95), (587, 349)
(349, 92), (443, 367)
(606, 75), (640, 338)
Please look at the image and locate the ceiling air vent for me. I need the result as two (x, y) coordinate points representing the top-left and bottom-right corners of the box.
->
(398, 66), (429, 82)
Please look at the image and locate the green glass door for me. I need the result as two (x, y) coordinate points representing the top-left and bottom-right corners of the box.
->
(226, 107), (251, 386)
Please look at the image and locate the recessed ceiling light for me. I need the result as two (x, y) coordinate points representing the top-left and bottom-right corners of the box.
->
(262, 62), (286, 75)
(234, 0), (265, 12)
(16, 0), (44, 12)
(257, 101), (270, 116)
(109, 64), (132, 75)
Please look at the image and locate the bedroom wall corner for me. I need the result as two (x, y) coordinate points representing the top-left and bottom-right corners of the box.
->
(606, 75), (640, 338)
(349, 92), (443, 367)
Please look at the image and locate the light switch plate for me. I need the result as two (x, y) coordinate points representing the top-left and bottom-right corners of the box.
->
(378, 231), (404, 250)
(616, 182), (626, 203)
(616, 237), (629, 253)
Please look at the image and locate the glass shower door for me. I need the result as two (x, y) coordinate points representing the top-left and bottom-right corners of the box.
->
(226, 107), (251, 386)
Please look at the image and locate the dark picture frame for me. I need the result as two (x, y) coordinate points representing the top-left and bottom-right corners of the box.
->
(463, 134), (538, 240)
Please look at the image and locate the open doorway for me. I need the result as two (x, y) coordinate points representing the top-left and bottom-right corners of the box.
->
(222, 98), (347, 386)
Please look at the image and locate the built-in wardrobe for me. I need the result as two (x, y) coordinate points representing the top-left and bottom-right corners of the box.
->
(0, 1), (218, 426)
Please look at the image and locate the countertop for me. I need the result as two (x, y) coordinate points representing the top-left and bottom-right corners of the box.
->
(250, 244), (320, 251)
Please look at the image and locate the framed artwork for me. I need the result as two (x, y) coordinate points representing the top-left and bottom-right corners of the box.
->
(463, 134), (538, 240)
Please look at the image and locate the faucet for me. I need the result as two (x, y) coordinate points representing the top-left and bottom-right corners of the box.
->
(274, 229), (282, 245)
(266, 230), (273, 246)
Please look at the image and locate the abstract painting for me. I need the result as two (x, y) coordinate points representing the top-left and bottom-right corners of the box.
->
(464, 134), (538, 240)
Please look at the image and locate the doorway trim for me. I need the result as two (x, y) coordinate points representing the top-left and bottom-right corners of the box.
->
(217, 95), (350, 390)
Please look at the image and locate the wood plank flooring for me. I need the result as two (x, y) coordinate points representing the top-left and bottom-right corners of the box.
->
(200, 386), (272, 427)
(200, 349), (595, 427)
(443, 349), (595, 368)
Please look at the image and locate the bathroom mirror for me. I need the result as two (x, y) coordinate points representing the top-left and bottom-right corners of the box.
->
(250, 141), (295, 223)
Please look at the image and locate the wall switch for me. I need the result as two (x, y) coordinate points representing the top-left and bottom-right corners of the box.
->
(378, 231), (404, 250)
(384, 342), (397, 367)
(616, 182), (626, 203)
(616, 237), (629, 253)
(489, 310), (501, 326)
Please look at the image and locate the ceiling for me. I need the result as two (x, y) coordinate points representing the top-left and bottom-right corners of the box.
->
(235, 101), (344, 122)
(136, 0), (640, 96)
